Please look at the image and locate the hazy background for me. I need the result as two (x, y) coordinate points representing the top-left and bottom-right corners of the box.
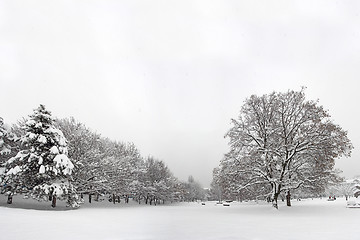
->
(1, 0), (360, 187)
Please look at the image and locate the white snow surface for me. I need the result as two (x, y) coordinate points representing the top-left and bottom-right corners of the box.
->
(0, 197), (359, 240)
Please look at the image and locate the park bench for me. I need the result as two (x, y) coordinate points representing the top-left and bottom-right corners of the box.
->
(346, 200), (360, 208)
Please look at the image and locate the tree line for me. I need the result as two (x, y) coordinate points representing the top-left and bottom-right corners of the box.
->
(0, 105), (205, 208)
(2, 88), (352, 210)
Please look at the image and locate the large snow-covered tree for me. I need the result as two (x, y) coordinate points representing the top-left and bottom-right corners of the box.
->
(4, 105), (77, 207)
(55, 117), (105, 195)
(143, 157), (180, 204)
(223, 89), (353, 208)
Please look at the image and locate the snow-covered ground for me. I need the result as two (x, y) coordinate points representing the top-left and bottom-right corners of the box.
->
(0, 195), (359, 240)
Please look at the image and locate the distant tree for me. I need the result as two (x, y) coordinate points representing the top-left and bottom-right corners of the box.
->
(223, 88), (353, 208)
(335, 181), (353, 200)
(210, 168), (222, 202)
(144, 157), (174, 204)
(4, 105), (78, 207)
(183, 175), (205, 202)
(353, 179), (360, 198)
(331, 178), (360, 200)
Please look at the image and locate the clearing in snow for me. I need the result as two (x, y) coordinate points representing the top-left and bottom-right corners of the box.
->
(0, 195), (359, 240)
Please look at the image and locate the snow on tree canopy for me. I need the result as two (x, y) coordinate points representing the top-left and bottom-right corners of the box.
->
(53, 154), (74, 175)
(6, 165), (22, 175)
(37, 135), (47, 144)
(46, 127), (67, 145)
(4, 104), (76, 201)
(50, 146), (59, 154)
(220, 88), (353, 209)
(7, 152), (28, 164)
(39, 165), (45, 174)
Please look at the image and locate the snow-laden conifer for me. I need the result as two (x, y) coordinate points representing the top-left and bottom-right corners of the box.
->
(4, 105), (79, 207)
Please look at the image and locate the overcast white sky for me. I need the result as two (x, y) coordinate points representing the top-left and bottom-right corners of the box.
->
(1, 0), (360, 187)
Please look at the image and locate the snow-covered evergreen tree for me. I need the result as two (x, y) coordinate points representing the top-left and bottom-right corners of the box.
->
(4, 105), (78, 207)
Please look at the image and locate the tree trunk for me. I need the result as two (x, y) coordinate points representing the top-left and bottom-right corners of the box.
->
(89, 194), (92, 203)
(272, 196), (278, 209)
(51, 195), (56, 208)
(7, 193), (13, 204)
(49, 187), (54, 201)
(271, 183), (281, 209)
(286, 190), (291, 207)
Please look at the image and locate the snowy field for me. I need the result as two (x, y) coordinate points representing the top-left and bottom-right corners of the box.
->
(0, 195), (359, 240)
